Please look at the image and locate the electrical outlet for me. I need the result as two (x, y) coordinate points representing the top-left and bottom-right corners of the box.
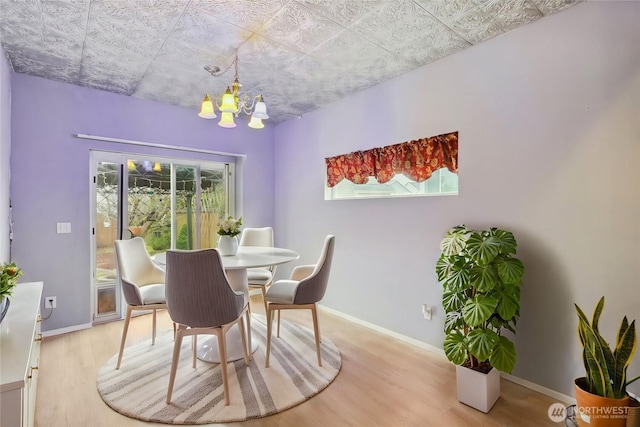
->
(421, 304), (432, 320)
(45, 296), (57, 309)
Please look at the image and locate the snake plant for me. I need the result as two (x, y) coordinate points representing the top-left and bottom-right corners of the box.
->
(436, 225), (525, 373)
(575, 297), (639, 399)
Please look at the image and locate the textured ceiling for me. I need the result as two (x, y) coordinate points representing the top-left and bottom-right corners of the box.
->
(0, 0), (582, 124)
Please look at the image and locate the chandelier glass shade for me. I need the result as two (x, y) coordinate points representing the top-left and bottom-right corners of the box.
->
(198, 54), (269, 129)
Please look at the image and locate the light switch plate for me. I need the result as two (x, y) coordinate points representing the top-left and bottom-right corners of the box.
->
(56, 222), (71, 234)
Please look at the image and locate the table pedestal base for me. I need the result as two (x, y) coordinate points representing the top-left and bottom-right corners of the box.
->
(196, 323), (258, 363)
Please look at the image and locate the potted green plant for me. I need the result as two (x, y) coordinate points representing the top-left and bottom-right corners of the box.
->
(0, 262), (24, 323)
(216, 216), (243, 256)
(574, 297), (639, 427)
(435, 225), (525, 412)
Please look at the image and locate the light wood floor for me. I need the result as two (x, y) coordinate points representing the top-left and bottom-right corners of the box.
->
(35, 296), (562, 427)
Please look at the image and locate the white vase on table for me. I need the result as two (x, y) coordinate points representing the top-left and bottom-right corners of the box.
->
(217, 235), (239, 256)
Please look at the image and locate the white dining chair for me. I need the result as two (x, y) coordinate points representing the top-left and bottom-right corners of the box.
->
(114, 237), (175, 370)
(239, 227), (276, 313)
(265, 235), (335, 368)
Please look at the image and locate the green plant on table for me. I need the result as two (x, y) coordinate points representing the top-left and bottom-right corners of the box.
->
(436, 225), (525, 373)
(217, 216), (242, 237)
(575, 296), (639, 399)
(0, 262), (24, 298)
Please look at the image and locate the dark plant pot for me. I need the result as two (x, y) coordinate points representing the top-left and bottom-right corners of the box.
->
(0, 296), (9, 324)
(575, 378), (629, 427)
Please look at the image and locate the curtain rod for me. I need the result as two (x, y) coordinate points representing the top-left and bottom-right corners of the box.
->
(74, 134), (246, 158)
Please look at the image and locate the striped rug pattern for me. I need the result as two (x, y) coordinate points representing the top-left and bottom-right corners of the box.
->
(97, 314), (341, 424)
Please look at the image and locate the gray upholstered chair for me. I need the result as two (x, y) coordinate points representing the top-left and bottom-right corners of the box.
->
(165, 248), (251, 406)
(114, 237), (173, 370)
(239, 227), (276, 313)
(265, 234), (335, 368)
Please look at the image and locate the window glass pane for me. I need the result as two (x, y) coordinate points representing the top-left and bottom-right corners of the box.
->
(201, 166), (226, 249)
(175, 165), (197, 250)
(325, 167), (458, 200)
(426, 170), (441, 194)
(96, 162), (119, 285)
(97, 287), (117, 315)
(127, 160), (172, 255)
(440, 168), (459, 194)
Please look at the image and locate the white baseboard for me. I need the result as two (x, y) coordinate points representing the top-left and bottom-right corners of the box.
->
(42, 322), (92, 337)
(319, 304), (575, 405)
(318, 304), (445, 357)
(501, 373), (574, 404)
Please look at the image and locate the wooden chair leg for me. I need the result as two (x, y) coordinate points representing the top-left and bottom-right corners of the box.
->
(246, 304), (252, 358)
(166, 327), (185, 404)
(265, 307), (273, 368)
(311, 305), (322, 367)
(152, 309), (157, 345)
(218, 329), (230, 405)
(260, 286), (268, 314)
(239, 315), (250, 365)
(245, 308), (252, 361)
(192, 335), (197, 368)
(277, 309), (281, 337)
(116, 305), (133, 370)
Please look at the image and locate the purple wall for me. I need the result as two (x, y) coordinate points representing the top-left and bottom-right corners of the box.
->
(273, 2), (640, 398)
(0, 44), (11, 263)
(10, 74), (275, 330)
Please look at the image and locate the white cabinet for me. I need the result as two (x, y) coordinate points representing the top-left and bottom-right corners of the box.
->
(1, 282), (43, 427)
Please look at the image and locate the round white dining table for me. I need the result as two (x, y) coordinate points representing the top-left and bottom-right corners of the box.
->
(153, 246), (299, 363)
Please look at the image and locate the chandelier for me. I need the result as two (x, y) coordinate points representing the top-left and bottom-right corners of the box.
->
(198, 53), (269, 129)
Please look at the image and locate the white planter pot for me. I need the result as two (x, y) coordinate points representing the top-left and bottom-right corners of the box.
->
(455, 364), (501, 413)
(217, 235), (238, 256)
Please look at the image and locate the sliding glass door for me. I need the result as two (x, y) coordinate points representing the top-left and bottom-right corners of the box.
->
(94, 160), (121, 319)
(90, 151), (234, 322)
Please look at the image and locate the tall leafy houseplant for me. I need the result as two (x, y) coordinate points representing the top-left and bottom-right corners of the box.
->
(436, 225), (525, 373)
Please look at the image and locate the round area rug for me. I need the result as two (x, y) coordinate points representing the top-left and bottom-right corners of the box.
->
(97, 314), (341, 424)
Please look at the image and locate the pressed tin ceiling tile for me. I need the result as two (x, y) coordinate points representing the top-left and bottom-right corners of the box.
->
(476, 0), (543, 33)
(349, 0), (471, 66)
(297, 0), (388, 28)
(256, 0), (347, 54)
(414, 0), (479, 24)
(530, 0), (582, 16)
(0, 0), (584, 123)
(9, 54), (79, 83)
(171, 7), (252, 59)
(191, 0), (289, 32)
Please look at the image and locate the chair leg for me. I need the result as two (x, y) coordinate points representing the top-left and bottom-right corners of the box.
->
(116, 305), (133, 370)
(260, 286), (268, 314)
(277, 309), (281, 338)
(173, 322), (177, 340)
(239, 315), (250, 365)
(152, 309), (157, 345)
(166, 327), (185, 404)
(311, 305), (322, 367)
(265, 307), (273, 368)
(192, 335), (197, 368)
(217, 329), (230, 406)
(246, 304), (252, 358)
(245, 308), (253, 361)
